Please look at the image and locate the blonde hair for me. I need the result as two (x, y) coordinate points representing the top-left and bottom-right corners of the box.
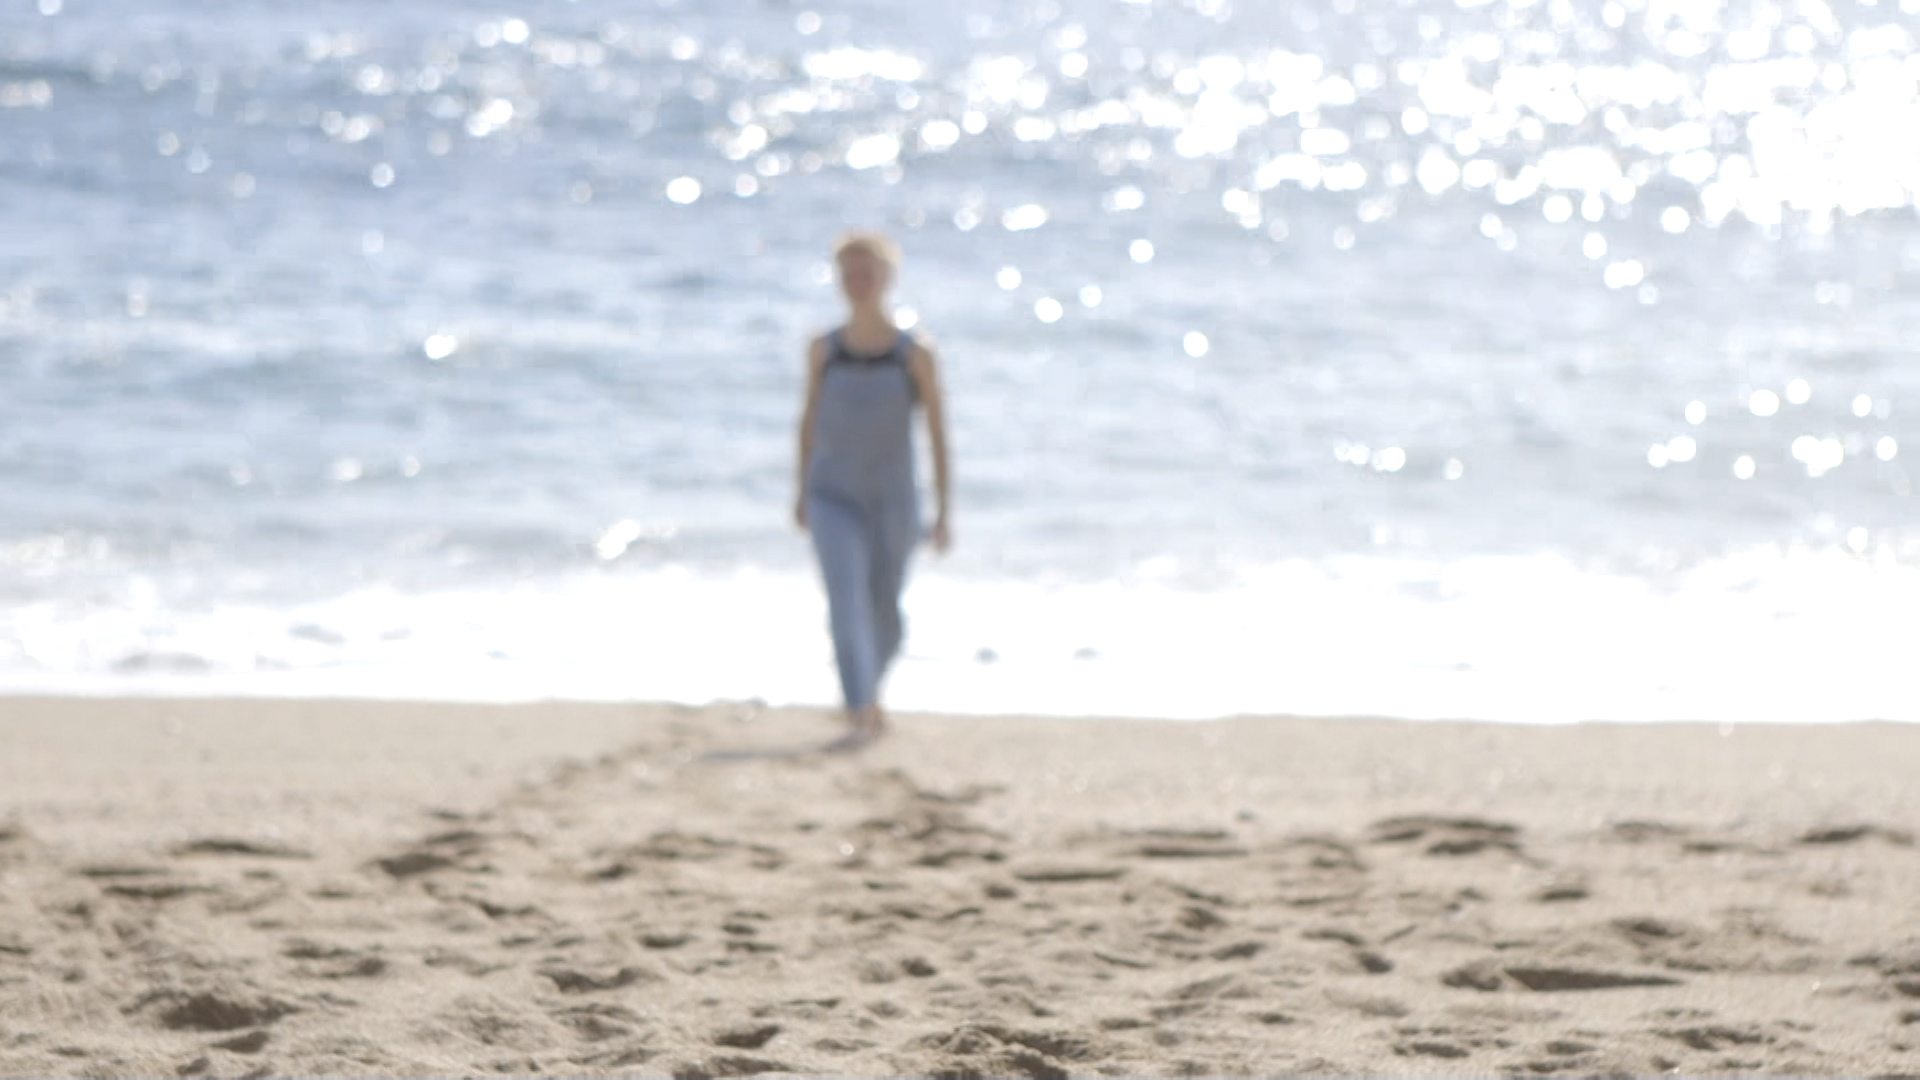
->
(832, 230), (901, 272)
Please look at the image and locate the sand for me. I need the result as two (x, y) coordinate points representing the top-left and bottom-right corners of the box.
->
(1, 696), (1917, 1077)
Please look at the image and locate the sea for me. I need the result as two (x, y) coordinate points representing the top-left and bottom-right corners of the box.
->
(3, 0), (1917, 723)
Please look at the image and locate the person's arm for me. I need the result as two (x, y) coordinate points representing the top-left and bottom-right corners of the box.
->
(794, 337), (828, 530)
(909, 339), (952, 553)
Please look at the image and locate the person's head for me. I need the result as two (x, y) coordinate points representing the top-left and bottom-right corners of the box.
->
(834, 231), (899, 308)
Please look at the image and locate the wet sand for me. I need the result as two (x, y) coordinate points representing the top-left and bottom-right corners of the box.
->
(2, 696), (1917, 1076)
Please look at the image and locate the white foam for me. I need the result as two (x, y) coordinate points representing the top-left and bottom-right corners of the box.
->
(1, 550), (1913, 724)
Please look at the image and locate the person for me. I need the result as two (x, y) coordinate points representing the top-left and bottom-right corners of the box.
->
(793, 231), (951, 750)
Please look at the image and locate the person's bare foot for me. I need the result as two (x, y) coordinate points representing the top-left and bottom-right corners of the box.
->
(821, 706), (887, 754)
(820, 727), (872, 754)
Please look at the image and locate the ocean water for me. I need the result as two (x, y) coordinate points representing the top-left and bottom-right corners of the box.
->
(2, 0), (1917, 721)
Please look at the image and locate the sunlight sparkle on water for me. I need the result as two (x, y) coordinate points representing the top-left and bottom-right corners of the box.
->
(1372, 447), (1407, 473)
(919, 119), (960, 150)
(1603, 260), (1644, 289)
(1791, 435), (1845, 477)
(844, 133), (900, 170)
(1002, 204), (1049, 231)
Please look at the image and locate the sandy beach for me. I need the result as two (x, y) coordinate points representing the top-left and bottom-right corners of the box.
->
(2, 697), (1917, 1077)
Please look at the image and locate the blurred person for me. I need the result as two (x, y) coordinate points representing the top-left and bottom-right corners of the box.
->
(793, 232), (952, 750)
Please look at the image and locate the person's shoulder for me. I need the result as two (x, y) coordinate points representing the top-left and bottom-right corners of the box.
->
(905, 329), (939, 363)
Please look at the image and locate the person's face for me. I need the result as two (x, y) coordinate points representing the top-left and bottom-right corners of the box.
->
(837, 248), (890, 305)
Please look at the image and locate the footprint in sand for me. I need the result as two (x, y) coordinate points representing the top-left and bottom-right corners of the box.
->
(1441, 959), (1682, 992)
(283, 939), (390, 980)
(1303, 927), (1393, 974)
(1658, 1021), (1775, 1052)
(1394, 1038), (1470, 1060)
(372, 823), (530, 880)
(570, 1041), (658, 1069)
(585, 831), (787, 879)
(1110, 827), (1250, 861)
(1369, 815), (1525, 857)
(1849, 940), (1920, 1004)
(1609, 820), (1764, 856)
(1323, 988), (1411, 1019)
(539, 964), (654, 994)
(1533, 878), (1591, 903)
(130, 986), (298, 1032)
(711, 1023), (780, 1050)
(854, 781), (1009, 869)
(1798, 824), (1916, 847)
(1256, 835), (1368, 907)
(75, 863), (213, 902)
(1174, 973), (1264, 1003)
(1394, 1023), (1517, 1061)
(421, 946), (504, 977)
(912, 1023), (1093, 1080)
(661, 1052), (795, 1079)
(102, 879), (212, 902)
(1176, 904), (1227, 932)
(1011, 864), (1127, 884)
(1614, 910), (1814, 973)
(1506, 967), (1684, 991)
(172, 837), (314, 860)
(210, 1029), (271, 1054)
(550, 1001), (644, 1042)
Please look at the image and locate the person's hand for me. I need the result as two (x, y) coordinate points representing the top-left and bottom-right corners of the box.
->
(793, 496), (809, 532)
(928, 515), (951, 554)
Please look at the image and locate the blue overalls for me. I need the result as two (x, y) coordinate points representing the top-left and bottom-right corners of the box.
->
(805, 329), (921, 711)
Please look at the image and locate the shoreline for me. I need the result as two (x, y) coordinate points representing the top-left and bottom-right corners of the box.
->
(0, 683), (1911, 728)
(3, 696), (1916, 1075)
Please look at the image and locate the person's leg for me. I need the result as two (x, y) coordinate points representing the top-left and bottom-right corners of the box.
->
(807, 495), (880, 717)
(860, 491), (917, 734)
(864, 493), (920, 727)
